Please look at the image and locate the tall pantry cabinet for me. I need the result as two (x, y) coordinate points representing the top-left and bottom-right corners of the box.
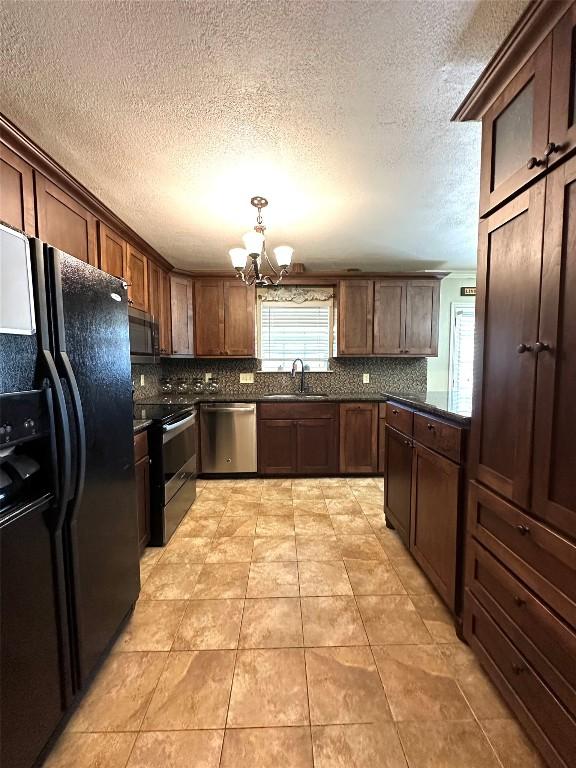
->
(454, 3), (576, 767)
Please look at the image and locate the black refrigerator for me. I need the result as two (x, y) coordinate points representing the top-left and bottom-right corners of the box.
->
(0, 223), (140, 768)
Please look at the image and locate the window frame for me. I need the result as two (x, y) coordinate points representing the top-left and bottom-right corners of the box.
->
(449, 301), (475, 392)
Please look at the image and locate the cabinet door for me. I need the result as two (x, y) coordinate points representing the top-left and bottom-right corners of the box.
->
(373, 280), (405, 354)
(160, 269), (172, 354)
(36, 174), (97, 265)
(549, 4), (576, 164)
(410, 444), (460, 610)
(148, 259), (162, 322)
(297, 419), (338, 475)
(194, 280), (225, 356)
(339, 403), (378, 473)
(170, 274), (194, 355)
(337, 280), (373, 355)
(378, 416), (386, 474)
(224, 280), (255, 356)
(532, 155), (576, 540)
(470, 184), (545, 509)
(127, 244), (148, 311)
(384, 425), (412, 547)
(480, 37), (552, 216)
(405, 280), (440, 355)
(0, 143), (35, 235)
(258, 420), (297, 474)
(98, 222), (126, 278)
(135, 454), (150, 553)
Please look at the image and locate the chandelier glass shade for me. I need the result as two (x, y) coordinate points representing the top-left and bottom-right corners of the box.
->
(228, 197), (293, 286)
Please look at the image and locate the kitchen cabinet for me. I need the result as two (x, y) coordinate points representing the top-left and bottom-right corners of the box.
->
(378, 403), (386, 473)
(339, 278), (440, 357)
(383, 425), (413, 547)
(36, 174), (98, 266)
(258, 402), (338, 475)
(148, 260), (172, 354)
(0, 143), (35, 235)
(134, 431), (150, 553)
(160, 269), (172, 354)
(170, 273), (194, 356)
(98, 222), (126, 279)
(410, 443), (461, 608)
(338, 280), (374, 355)
(339, 402), (378, 473)
(550, 5), (576, 163)
(127, 243), (148, 311)
(194, 279), (255, 357)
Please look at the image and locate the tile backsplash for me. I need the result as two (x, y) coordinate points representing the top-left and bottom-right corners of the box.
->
(133, 357), (427, 399)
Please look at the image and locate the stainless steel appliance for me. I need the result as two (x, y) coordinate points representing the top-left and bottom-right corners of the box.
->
(128, 306), (159, 364)
(134, 403), (197, 544)
(200, 402), (257, 473)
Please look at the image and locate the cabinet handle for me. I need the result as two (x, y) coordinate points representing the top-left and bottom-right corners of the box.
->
(512, 663), (526, 675)
(516, 343), (533, 354)
(392, 409), (399, 415)
(513, 595), (526, 607)
(426, 423), (435, 431)
(516, 523), (530, 536)
(527, 156), (545, 170)
(543, 142), (562, 159)
(534, 341), (550, 354)
(404, 439), (412, 447)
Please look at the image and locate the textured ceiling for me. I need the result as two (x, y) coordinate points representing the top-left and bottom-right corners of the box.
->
(1, 0), (528, 271)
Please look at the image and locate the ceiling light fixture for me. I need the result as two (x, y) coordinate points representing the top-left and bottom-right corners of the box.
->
(229, 196), (293, 286)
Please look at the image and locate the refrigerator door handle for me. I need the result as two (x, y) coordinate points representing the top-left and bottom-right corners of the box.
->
(45, 247), (87, 523)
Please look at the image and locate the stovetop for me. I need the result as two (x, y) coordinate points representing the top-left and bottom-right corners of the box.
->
(133, 402), (195, 424)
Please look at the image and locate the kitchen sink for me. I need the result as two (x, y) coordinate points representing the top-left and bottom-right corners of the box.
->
(260, 393), (329, 400)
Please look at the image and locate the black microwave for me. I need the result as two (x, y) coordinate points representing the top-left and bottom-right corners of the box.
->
(128, 307), (160, 363)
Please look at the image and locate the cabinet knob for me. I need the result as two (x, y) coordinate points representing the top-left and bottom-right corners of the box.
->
(516, 523), (530, 536)
(527, 156), (545, 170)
(392, 409), (399, 415)
(534, 341), (550, 354)
(426, 423), (435, 431)
(543, 142), (562, 159)
(516, 343), (533, 354)
(404, 439), (412, 447)
(513, 595), (526, 607)
(512, 663), (526, 675)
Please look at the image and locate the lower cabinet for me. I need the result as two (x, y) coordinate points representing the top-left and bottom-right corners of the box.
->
(339, 402), (378, 473)
(134, 431), (150, 553)
(383, 425), (413, 546)
(258, 403), (338, 475)
(410, 443), (461, 608)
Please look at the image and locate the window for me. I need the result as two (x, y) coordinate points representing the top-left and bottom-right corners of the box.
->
(258, 300), (333, 371)
(449, 303), (475, 392)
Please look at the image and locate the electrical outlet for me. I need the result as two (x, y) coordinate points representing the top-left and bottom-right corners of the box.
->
(140, 374), (145, 386)
(205, 372), (212, 382)
(363, 373), (370, 384)
(240, 373), (254, 384)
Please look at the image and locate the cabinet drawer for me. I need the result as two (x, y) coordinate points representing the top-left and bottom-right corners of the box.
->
(413, 412), (463, 462)
(465, 594), (576, 768)
(468, 482), (576, 630)
(467, 539), (576, 716)
(385, 402), (413, 435)
(134, 431), (148, 462)
(258, 402), (338, 420)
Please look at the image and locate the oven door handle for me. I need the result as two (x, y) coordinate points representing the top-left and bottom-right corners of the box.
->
(163, 412), (196, 437)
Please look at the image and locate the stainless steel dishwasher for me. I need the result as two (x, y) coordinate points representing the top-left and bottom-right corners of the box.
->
(200, 402), (257, 473)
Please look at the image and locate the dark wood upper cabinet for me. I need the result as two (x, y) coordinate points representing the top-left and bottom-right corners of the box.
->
(549, 5), (576, 165)
(384, 424), (412, 547)
(480, 36), (552, 216)
(339, 403), (378, 473)
(405, 280), (440, 355)
(0, 144), (35, 235)
(127, 244), (148, 311)
(223, 280), (255, 357)
(410, 443), (461, 610)
(338, 280), (374, 355)
(36, 174), (97, 266)
(194, 280), (225, 356)
(532, 155), (576, 541)
(373, 280), (405, 354)
(470, 185), (545, 509)
(98, 222), (126, 279)
(148, 259), (162, 322)
(160, 269), (172, 354)
(170, 273), (194, 356)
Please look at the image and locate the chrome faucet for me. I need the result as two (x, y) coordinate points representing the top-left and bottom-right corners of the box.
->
(291, 358), (306, 393)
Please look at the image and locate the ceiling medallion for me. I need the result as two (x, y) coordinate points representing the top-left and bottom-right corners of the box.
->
(228, 196), (293, 287)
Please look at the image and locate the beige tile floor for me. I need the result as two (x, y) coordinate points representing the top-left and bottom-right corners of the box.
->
(45, 477), (546, 768)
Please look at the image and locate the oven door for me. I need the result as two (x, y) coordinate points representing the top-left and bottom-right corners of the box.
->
(128, 307), (159, 364)
(162, 411), (197, 504)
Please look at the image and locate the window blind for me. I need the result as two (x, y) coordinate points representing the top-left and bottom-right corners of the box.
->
(451, 305), (475, 392)
(260, 303), (331, 371)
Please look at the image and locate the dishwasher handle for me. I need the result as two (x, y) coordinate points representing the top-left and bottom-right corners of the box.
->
(201, 404), (256, 412)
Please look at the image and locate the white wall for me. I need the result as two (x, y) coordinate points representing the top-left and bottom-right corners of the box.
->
(427, 272), (476, 392)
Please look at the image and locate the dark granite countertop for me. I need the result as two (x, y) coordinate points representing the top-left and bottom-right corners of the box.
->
(133, 419), (153, 434)
(133, 389), (471, 424)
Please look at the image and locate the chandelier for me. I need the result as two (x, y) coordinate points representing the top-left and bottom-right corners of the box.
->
(228, 196), (293, 286)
